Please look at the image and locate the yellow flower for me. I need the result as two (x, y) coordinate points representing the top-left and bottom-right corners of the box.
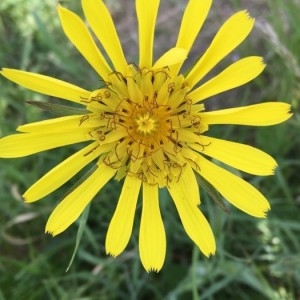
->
(0, 0), (292, 272)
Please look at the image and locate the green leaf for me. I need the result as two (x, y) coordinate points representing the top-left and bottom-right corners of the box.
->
(26, 100), (89, 116)
(197, 174), (230, 213)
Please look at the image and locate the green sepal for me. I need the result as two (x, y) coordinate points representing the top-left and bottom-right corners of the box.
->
(65, 165), (97, 271)
(197, 174), (230, 214)
(66, 203), (90, 272)
(26, 100), (89, 116)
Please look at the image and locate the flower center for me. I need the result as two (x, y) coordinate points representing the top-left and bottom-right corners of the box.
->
(83, 65), (206, 187)
(135, 112), (157, 135)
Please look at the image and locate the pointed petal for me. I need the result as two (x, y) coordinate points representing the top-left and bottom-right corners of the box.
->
(1, 69), (90, 103)
(45, 163), (115, 236)
(136, 0), (160, 68)
(189, 57), (265, 103)
(23, 142), (113, 202)
(139, 183), (166, 272)
(167, 175), (216, 257)
(152, 48), (188, 70)
(58, 5), (111, 80)
(186, 11), (255, 87)
(82, 0), (127, 72)
(191, 135), (277, 175)
(171, 0), (212, 76)
(126, 76), (143, 104)
(0, 130), (90, 158)
(17, 115), (95, 133)
(195, 155), (270, 217)
(201, 102), (292, 126)
(106, 176), (141, 256)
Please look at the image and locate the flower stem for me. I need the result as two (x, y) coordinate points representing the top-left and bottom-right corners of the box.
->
(192, 244), (199, 300)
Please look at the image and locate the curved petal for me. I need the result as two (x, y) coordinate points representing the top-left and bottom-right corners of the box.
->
(194, 155), (270, 217)
(82, 0), (127, 72)
(23, 141), (114, 202)
(186, 11), (254, 87)
(45, 163), (115, 236)
(58, 5), (111, 80)
(176, 0), (212, 52)
(170, 0), (212, 76)
(139, 183), (166, 272)
(136, 0), (160, 68)
(152, 48), (188, 70)
(189, 56), (265, 103)
(105, 176), (141, 256)
(190, 135), (277, 175)
(0, 69), (90, 104)
(201, 102), (292, 126)
(167, 174), (216, 257)
(0, 129), (90, 158)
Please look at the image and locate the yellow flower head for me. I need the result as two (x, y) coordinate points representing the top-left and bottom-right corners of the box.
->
(0, 0), (292, 272)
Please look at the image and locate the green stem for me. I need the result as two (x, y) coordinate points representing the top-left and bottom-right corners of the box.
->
(192, 244), (199, 300)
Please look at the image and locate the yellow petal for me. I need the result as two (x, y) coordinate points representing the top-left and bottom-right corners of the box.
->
(195, 155), (270, 217)
(136, 0), (160, 68)
(176, 0), (212, 51)
(0, 130), (90, 158)
(152, 48), (188, 70)
(167, 175), (216, 257)
(201, 102), (292, 126)
(82, 0), (127, 72)
(189, 57), (265, 103)
(17, 115), (100, 133)
(23, 141), (113, 202)
(177, 128), (203, 144)
(126, 77), (143, 104)
(101, 128), (127, 145)
(191, 135), (277, 175)
(139, 183), (166, 272)
(186, 11), (254, 87)
(180, 164), (201, 206)
(1, 69), (90, 103)
(45, 163), (115, 236)
(106, 176), (141, 256)
(170, 0), (212, 76)
(58, 5), (111, 81)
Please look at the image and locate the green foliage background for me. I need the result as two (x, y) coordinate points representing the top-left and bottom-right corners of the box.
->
(0, 0), (299, 299)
